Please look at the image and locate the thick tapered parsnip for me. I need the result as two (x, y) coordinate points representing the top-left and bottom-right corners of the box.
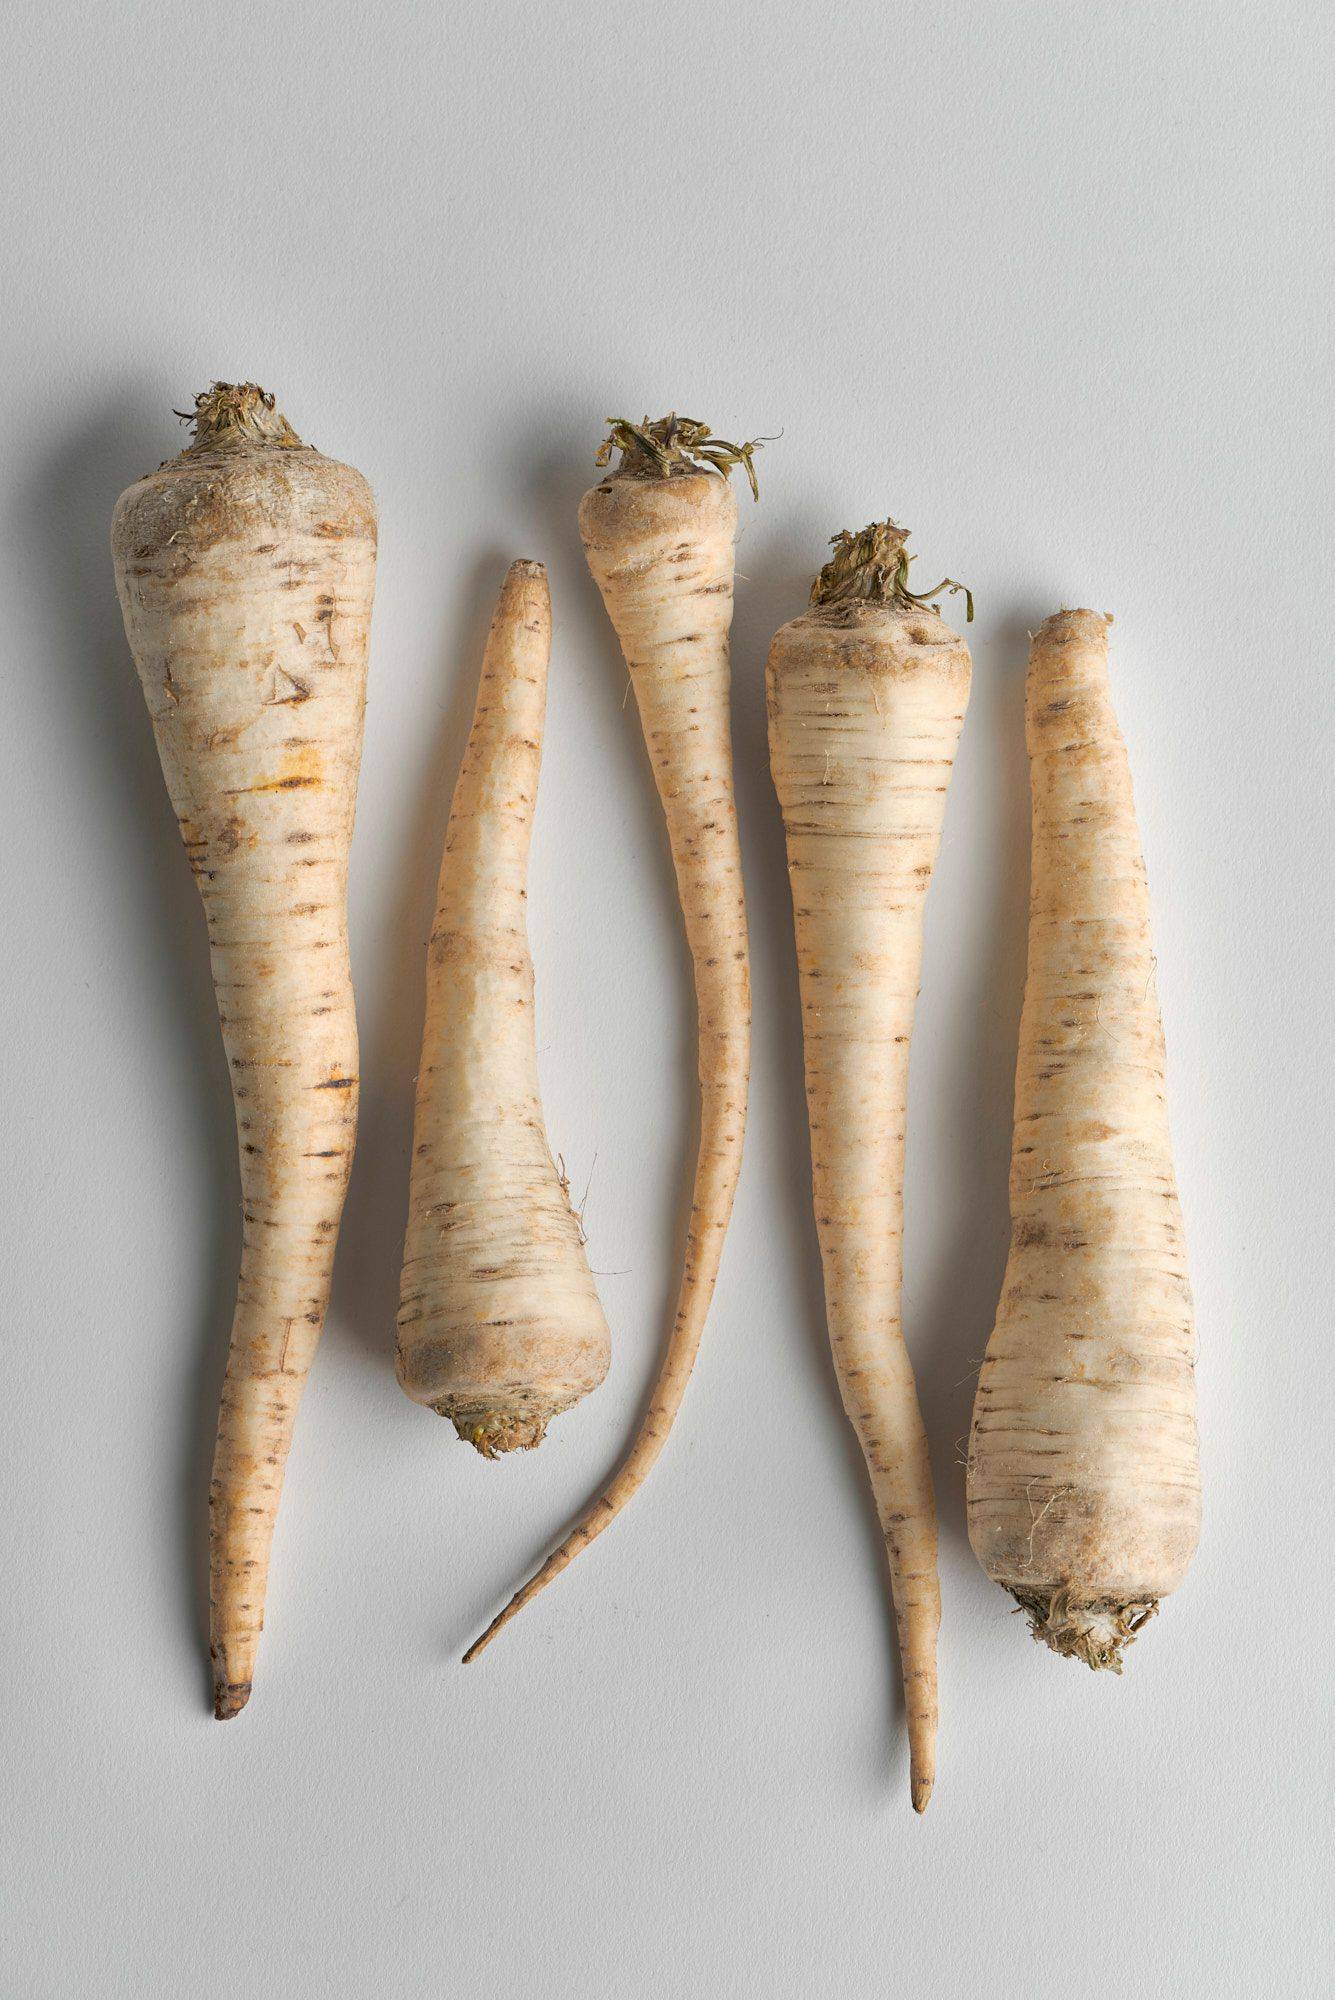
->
(397, 561), (610, 1454)
(466, 417), (756, 1659)
(112, 383), (376, 1717)
(967, 610), (1200, 1667)
(768, 521), (972, 1813)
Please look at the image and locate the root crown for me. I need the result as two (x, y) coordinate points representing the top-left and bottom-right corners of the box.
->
(1011, 1588), (1159, 1671)
(178, 382), (306, 455)
(447, 1408), (553, 1457)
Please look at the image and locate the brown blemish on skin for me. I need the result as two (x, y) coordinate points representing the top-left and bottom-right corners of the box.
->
(265, 665), (312, 706)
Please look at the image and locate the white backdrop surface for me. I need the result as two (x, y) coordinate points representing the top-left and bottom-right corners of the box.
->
(2, 3), (1331, 1995)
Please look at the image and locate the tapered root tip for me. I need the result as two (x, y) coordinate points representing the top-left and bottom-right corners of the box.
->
(911, 1771), (934, 1815)
(461, 1508), (595, 1663)
(462, 1560), (558, 1662)
(461, 1605), (512, 1664)
(213, 1679), (252, 1721)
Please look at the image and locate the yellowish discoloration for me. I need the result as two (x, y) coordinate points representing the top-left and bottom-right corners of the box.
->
(967, 610), (1200, 1666)
(397, 562), (610, 1454)
(465, 454), (752, 1661)
(768, 573), (971, 1814)
(111, 386), (376, 1718)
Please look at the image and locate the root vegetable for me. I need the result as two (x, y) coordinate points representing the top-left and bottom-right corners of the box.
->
(112, 383), (376, 1718)
(397, 560), (610, 1454)
(767, 520), (972, 1813)
(966, 609), (1200, 1668)
(465, 417), (757, 1659)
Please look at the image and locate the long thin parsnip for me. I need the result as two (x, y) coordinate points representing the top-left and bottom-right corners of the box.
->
(466, 417), (757, 1659)
(112, 384), (376, 1717)
(397, 561), (610, 1453)
(967, 610), (1200, 1666)
(768, 522), (971, 1811)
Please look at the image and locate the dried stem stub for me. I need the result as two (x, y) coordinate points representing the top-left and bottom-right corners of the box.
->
(810, 519), (973, 621)
(176, 382), (308, 456)
(595, 413), (766, 499)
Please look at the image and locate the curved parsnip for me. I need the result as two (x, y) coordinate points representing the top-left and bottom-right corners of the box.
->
(768, 522), (971, 1813)
(397, 561), (610, 1454)
(466, 418), (756, 1659)
(967, 610), (1200, 1667)
(112, 384), (376, 1717)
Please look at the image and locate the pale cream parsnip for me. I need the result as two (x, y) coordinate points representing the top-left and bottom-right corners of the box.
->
(967, 610), (1201, 1667)
(768, 521), (972, 1812)
(112, 385), (376, 1718)
(397, 562), (610, 1453)
(466, 418), (756, 1661)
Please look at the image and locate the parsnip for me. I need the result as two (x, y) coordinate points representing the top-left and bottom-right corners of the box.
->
(466, 417), (756, 1659)
(967, 610), (1200, 1667)
(768, 520), (972, 1812)
(112, 383), (376, 1717)
(397, 561), (610, 1453)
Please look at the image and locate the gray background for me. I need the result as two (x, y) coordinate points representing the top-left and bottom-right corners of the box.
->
(3, 2), (1331, 1995)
